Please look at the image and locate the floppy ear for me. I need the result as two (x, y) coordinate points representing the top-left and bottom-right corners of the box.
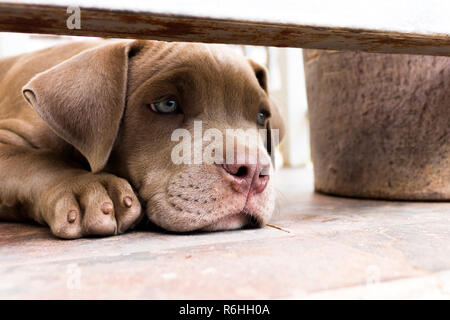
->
(22, 41), (140, 172)
(248, 59), (285, 155)
(248, 58), (268, 92)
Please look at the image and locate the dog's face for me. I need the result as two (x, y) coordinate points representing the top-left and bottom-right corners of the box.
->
(23, 40), (285, 232)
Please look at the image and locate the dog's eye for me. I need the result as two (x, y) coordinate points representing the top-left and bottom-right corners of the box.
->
(150, 99), (178, 114)
(256, 112), (266, 126)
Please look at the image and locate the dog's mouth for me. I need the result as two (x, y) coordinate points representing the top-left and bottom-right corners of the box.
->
(144, 162), (273, 233)
(200, 210), (262, 232)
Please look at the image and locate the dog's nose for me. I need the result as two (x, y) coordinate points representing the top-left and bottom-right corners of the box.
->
(222, 162), (270, 194)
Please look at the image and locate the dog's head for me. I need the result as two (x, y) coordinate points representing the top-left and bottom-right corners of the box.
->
(22, 40), (285, 232)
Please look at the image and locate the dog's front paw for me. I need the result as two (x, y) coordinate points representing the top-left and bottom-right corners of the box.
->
(40, 173), (142, 239)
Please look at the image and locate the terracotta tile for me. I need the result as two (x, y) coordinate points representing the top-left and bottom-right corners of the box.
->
(1, 167), (450, 299)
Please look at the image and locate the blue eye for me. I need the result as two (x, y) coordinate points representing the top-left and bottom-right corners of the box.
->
(150, 99), (178, 114)
(256, 112), (266, 126)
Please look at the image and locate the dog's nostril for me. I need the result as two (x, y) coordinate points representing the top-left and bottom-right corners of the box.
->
(235, 166), (248, 177)
(223, 164), (249, 177)
(259, 166), (270, 177)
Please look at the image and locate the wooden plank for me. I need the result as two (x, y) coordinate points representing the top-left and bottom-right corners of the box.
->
(0, 1), (449, 56)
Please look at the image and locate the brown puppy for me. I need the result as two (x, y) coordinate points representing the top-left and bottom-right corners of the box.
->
(0, 40), (284, 239)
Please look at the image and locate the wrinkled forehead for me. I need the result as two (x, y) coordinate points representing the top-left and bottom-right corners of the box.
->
(129, 42), (259, 95)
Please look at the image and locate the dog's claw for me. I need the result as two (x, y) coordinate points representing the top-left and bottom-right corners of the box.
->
(101, 202), (114, 215)
(123, 196), (133, 208)
(67, 210), (77, 223)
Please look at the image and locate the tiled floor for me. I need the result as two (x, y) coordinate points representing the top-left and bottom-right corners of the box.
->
(1, 167), (450, 299)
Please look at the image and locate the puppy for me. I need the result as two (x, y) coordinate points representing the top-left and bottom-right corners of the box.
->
(0, 40), (284, 238)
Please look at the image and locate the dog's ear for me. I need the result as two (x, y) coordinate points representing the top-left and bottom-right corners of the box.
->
(248, 59), (268, 92)
(248, 59), (285, 144)
(23, 41), (143, 172)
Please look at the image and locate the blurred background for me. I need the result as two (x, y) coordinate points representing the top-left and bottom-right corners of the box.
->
(0, 32), (311, 169)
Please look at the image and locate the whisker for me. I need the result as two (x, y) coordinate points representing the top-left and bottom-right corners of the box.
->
(266, 223), (291, 233)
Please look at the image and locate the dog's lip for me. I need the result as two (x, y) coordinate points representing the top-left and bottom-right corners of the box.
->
(144, 185), (264, 232)
(239, 209), (262, 227)
(200, 210), (261, 231)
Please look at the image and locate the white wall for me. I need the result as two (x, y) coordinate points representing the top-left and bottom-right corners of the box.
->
(0, 33), (63, 57)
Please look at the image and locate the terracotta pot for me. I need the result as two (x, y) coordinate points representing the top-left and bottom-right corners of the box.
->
(303, 49), (450, 200)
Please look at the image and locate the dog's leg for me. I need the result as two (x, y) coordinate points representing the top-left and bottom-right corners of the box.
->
(0, 143), (142, 238)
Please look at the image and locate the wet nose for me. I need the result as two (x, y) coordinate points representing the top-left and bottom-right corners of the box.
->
(222, 161), (270, 194)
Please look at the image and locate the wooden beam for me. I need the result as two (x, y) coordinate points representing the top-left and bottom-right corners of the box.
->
(0, 2), (449, 56)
